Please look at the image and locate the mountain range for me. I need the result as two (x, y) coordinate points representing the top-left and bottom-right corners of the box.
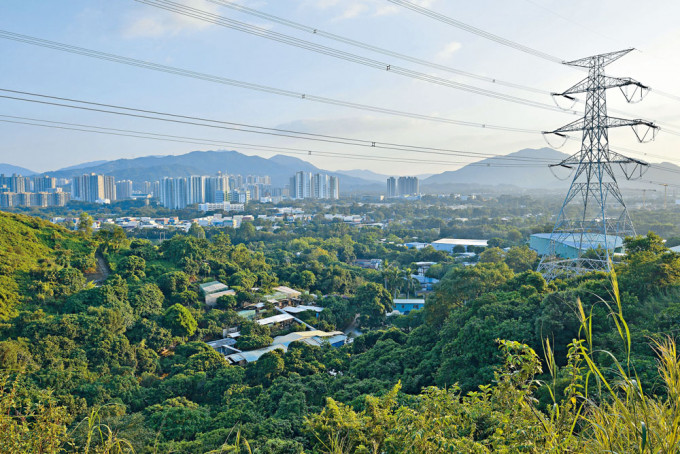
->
(1, 147), (677, 193)
(0, 164), (36, 176)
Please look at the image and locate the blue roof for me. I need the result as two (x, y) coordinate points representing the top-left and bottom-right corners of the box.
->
(532, 233), (624, 250)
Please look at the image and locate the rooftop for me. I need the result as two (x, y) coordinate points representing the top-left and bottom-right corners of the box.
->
(531, 233), (624, 250)
(432, 238), (489, 247)
(272, 330), (344, 347)
(199, 281), (229, 294)
(226, 345), (287, 364)
(393, 298), (426, 305)
(256, 313), (295, 325)
(282, 305), (325, 314)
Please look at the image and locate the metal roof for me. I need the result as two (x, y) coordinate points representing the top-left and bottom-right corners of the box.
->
(531, 233), (624, 250)
(199, 281), (229, 294)
(432, 238), (489, 246)
(256, 313), (295, 325)
(282, 305), (325, 314)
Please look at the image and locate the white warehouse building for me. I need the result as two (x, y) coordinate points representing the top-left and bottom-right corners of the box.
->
(431, 238), (489, 253)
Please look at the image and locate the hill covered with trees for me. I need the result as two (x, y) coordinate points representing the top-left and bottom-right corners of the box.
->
(1, 210), (679, 453)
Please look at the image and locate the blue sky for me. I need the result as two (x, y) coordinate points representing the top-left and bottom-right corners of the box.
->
(1, 0), (679, 174)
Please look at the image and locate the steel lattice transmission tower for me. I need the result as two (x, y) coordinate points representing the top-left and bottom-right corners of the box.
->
(537, 49), (658, 280)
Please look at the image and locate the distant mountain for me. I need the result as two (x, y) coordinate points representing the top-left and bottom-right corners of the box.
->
(422, 148), (572, 191)
(0, 164), (36, 176)
(337, 169), (390, 182)
(40, 150), (380, 192)
(421, 147), (680, 194)
(55, 160), (110, 172)
(337, 170), (434, 183)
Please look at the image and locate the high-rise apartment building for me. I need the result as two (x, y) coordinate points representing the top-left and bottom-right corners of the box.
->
(160, 177), (189, 210)
(293, 171), (312, 200)
(289, 171), (339, 200)
(205, 175), (229, 203)
(386, 177), (397, 198)
(72, 173), (111, 202)
(397, 176), (419, 197)
(329, 176), (340, 200)
(188, 175), (206, 205)
(0, 174), (29, 193)
(33, 176), (56, 193)
(312, 173), (329, 199)
(116, 180), (133, 200)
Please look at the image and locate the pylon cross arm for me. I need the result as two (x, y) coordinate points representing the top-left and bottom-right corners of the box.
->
(558, 76), (647, 97)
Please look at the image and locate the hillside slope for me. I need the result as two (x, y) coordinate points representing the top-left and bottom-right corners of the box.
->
(0, 212), (95, 319)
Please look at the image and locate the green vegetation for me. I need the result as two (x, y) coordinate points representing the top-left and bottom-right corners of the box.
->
(1, 209), (680, 453)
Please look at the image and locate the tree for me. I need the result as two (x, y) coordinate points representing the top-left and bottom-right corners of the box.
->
(505, 246), (538, 272)
(297, 270), (316, 290)
(624, 231), (667, 255)
(354, 282), (393, 328)
(426, 262), (513, 326)
(248, 350), (284, 385)
(229, 270), (257, 290)
(131, 283), (164, 317)
(479, 247), (506, 264)
(188, 222), (205, 239)
(164, 304), (197, 337)
(158, 271), (190, 296)
(77, 212), (93, 236)
(118, 256), (146, 280)
(216, 294), (238, 310)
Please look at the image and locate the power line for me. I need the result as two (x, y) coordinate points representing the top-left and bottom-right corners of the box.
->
(389, 0), (680, 103)
(385, 0), (563, 63)
(205, 0), (548, 95)
(0, 30), (545, 134)
(135, 0), (575, 114)
(0, 88), (557, 163)
(522, 0), (618, 44)
(0, 114), (549, 168)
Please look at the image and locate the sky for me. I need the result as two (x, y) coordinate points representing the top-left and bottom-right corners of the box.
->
(1, 0), (680, 176)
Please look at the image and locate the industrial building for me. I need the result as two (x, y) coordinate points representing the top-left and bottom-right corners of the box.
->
(431, 238), (489, 253)
(530, 233), (624, 259)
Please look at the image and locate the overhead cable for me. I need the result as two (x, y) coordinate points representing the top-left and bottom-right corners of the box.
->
(206, 0), (548, 95)
(0, 88), (557, 163)
(385, 0), (563, 63)
(135, 0), (575, 114)
(0, 115), (549, 168)
(0, 30), (544, 134)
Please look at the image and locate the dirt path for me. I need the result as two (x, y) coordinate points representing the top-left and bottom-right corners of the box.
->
(85, 252), (111, 284)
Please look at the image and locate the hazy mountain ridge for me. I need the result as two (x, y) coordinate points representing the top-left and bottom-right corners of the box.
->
(37, 150), (381, 191)
(0, 164), (36, 176)
(11, 147), (675, 194)
(422, 148), (572, 190)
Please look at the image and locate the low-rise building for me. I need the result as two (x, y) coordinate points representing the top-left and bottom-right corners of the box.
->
(354, 259), (383, 270)
(222, 330), (347, 365)
(256, 313), (295, 329)
(529, 233), (624, 259)
(282, 305), (325, 318)
(392, 298), (426, 315)
(199, 281), (235, 306)
(431, 238), (488, 253)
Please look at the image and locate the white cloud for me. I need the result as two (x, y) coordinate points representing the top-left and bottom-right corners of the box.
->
(335, 3), (368, 20)
(122, 0), (223, 38)
(302, 0), (438, 20)
(436, 41), (462, 60)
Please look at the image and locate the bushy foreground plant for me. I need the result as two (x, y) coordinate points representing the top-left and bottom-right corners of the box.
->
(308, 267), (680, 453)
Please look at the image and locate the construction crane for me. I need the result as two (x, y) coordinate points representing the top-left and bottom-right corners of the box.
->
(647, 182), (670, 209)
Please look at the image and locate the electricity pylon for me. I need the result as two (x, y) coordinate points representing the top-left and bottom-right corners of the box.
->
(537, 49), (658, 281)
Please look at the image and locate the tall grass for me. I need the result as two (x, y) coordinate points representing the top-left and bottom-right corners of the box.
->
(541, 264), (680, 453)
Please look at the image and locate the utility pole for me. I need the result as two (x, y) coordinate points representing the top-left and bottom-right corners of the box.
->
(538, 49), (658, 281)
